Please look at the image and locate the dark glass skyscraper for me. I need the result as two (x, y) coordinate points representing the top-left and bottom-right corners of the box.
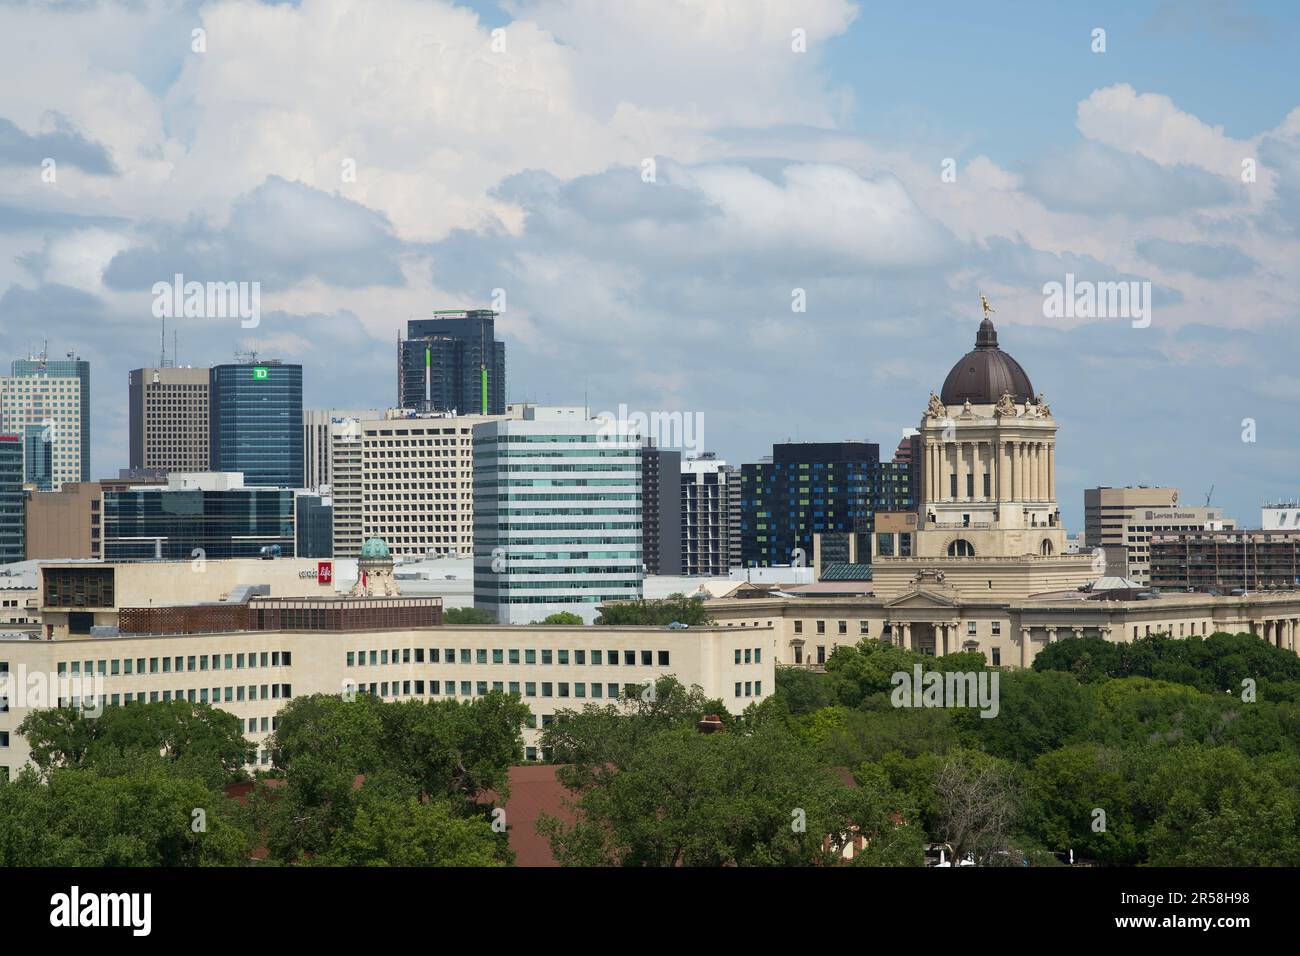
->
(209, 361), (303, 487)
(398, 311), (505, 415)
(0, 434), (23, 562)
(739, 441), (914, 569)
(103, 485), (295, 559)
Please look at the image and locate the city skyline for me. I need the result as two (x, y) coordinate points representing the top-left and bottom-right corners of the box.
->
(2, 1), (1299, 532)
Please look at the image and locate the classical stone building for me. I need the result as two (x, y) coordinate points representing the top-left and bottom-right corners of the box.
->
(705, 306), (1300, 669)
(870, 312), (1094, 599)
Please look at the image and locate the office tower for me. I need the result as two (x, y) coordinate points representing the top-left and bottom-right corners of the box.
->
(740, 441), (914, 569)
(103, 472), (294, 560)
(10, 352), (90, 483)
(21, 424), (52, 491)
(295, 492), (333, 558)
(0, 435), (23, 562)
(330, 411), (497, 559)
(398, 311), (506, 415)
(209, 360), (304, 488)
(473, 406), (642, 624)
(1, 353), (88, 490)
(1083, 486), (1232, 584)
(303, 408), (382, 491)
(681, 453), (738, 576)
(641, 440), (681, 575)
(893, 430), (922, 507)
(128, 367), (210, 472)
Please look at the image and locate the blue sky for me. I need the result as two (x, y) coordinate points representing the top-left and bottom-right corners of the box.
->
(0, 0), (1298, 531)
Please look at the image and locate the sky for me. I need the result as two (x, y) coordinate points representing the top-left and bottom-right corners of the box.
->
(1, 0), (1299, 531)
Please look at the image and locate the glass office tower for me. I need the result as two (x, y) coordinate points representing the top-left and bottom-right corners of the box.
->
(209, 361), (304, 488)
(103, 484), (295, 560)
(0, 435), (23, 562)
(740, 441), (914, 569)
(398, 311), (506, 415)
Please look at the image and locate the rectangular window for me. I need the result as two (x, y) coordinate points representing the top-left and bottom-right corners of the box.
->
(794, 620), (803, 634)
(525, 682), (536, 697)
(558, 650), (569, 665)
(816, 621), (825, 635)
(476, 649), (487, 664)
(525, 649), (536, 664)
(542, 650), (553, 665)
(992, 648), (1001, 666)
(591, 650), (602, 665)
(658, 651), (670, 666)
(623, 651), (635, 666)
(575, 650), (585, 665)
(509, 649), (520, 664)
(542, 682), (553, 698)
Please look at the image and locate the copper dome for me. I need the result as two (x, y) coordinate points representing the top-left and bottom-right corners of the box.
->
(939, 318), (1034, 405)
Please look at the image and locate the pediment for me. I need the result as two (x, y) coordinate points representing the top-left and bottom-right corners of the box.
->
(885, 588), (960, 609)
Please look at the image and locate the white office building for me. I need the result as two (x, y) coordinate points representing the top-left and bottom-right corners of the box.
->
(473, 406), (643, 624)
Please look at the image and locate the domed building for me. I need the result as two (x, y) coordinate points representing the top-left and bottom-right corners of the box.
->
(349, 536), (401, 597)
(870, 305), (1094, 602)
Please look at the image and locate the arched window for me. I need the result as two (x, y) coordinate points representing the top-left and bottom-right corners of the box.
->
(1040, 539), (1054, 555)
(947, 539), (976, 557)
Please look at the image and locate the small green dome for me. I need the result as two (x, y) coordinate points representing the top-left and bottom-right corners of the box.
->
(360, 537), (390, 559)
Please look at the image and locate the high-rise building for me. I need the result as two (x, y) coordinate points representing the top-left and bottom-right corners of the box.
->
(209, 360), (303, 488)
(0, 435), (24, 562)
(21, 424), (52, 491)
(128, 367), (211, 472)
(1150, 529), (1300, 591)
(473, 406), (642, 624)
(398, 311), (506, 415)
(103, 472), (295, 560)
(641, 440), (681, 575)
(681, 453), (738, 576)
(303, 408), (382, 491)
(9, 352), (90, 484)
(1, 353), (88, 490)
(740, 441), (913, 569)
(1083, 486), (1232, 584)
(295, 492), (333, 558)
(329, 411), (498, 559)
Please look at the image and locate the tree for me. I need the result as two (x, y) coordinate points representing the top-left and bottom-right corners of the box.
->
(541, 676), (727, 789)
(535, 612), (584, 626)
(260, 691), (529, 865)
(594, 594), (712, 626)
(313, 791), (504, 867)
(443, 607), (497, 625)
(539, 720), (921, 866)
(0, 766), (250, 866)
(933, 749), (1019, 866)
(19, 700), (253, 788)
(957, 669), (1095, 763)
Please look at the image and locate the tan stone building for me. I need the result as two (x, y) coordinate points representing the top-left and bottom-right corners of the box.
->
(0, 554), (772, 778)
(330, 411), (502, 559)
(24, 481), (102, 559)
(704, 308), (1300, 671)
(128, 367), (211, 473)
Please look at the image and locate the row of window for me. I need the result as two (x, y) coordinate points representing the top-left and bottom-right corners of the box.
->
(58, 651), (291, 676)
(24, 684), (291, 712)
(734, 681), (763, 697)
(347, 647), (671, 667)
(352, 678), (640, 701)
(733, 648), (763, 664)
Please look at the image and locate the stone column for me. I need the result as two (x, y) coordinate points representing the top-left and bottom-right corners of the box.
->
(1034, 443), (1043, 501)
(1020, 627), (1032, 667)
(1071, 625), (1084, 640)
(955, 442), (967, 501)
(1010, 442), (1020, 501)
(902, 623), (912, 651)
(1047, 443), (1055, 500)
(1046, 626), (1058, 644)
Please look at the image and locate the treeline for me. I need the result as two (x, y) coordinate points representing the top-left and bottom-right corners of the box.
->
(0, 693), (529, 867)
(770, 633), (1300, 865)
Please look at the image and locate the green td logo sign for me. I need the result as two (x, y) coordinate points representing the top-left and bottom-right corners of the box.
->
(252, 366), (269, 380)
